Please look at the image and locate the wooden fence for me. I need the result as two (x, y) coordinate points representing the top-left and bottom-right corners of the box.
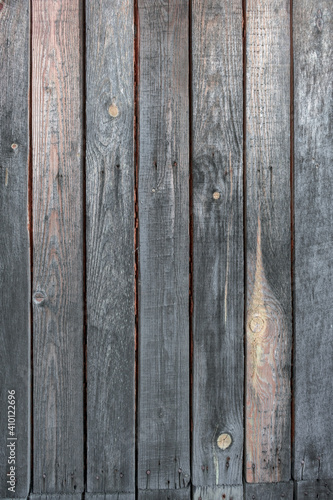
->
(0, 0), (332, 499)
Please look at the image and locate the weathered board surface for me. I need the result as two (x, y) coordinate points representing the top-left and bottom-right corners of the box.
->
(0, 1), (30, 497)
(86, 495), (135, 500)
(245, 0), (292, 483)
(85, 0), (135, 495)
(191, 0), (244, 491)
(293, 0), (333, 483)
(193, 485), (243, 500)
(137, 0), (190, 494)
(296, 479), (333, 499)
(138, 490), (190, 500)
(30, 496), (82, 500)
(245, 482), (294, 499)
(32, 0), (84, 493)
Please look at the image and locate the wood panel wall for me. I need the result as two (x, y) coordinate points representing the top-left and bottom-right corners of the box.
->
(0, 0), (332, 499)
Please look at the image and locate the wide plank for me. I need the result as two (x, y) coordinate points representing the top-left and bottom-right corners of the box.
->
(296, 479), (333, 499)
(85, 0), (135, 495)
(32, 0), (84, 493)
(245, 0), (292, 483)
(0, 1), (30, 497)
(293, 0), (333, 482)
(191, 0), (244, 490)
(245, 482), (294, 500)
(137, 0), (190, 492)
(193, 485), (243, 500)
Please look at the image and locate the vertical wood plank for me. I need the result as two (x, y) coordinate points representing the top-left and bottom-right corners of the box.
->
(0, 1), (30, 497)
(293, 0), (333, 483)
(296, 479), (333, 499)
(245, 0), (292, 483)
(86, 0), (135, 495)
(191, 0), (244, 491)
(32, 0), (84, 493)
(137, 0), (190, 494)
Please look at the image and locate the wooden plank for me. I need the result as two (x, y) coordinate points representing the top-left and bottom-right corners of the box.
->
(137, 0), (190, 492)
(293, 0), (333, 482)
(193, 485), (243, 500)
(296, 480), (333, 499)
(245, 0), (292, 483)
(32, 0), (84, 493)
(86, 495), (135, 500)
(191, 0), (244, 489)
(0, 1), (30, 497)
(30, 496), (82, 500)
(138, 490), (190, 500)
(85, 0), (135, 495)
(245, 482), (294, 500)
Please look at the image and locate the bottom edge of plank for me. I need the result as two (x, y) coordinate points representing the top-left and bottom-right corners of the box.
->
(85, 494), (135, 500)
(245, 481), (294, 499)
(30, 495), (83, 500)
(296, 479), (333, 498)
(138, 489), (190, 500)
(193, 485), (243, 500)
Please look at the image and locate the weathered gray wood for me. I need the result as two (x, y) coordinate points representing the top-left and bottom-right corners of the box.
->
(32, 0), (84, 493)
(191, 0), (244, 489)
(245, 0), (292, 483)
(137, 0), (190, 492)
(245, 482), (294, 499)
(30, 496), (82, 500)
(193, 485), (243, 500)
(138, 490), (190, 500)
(0, 1), (30, 497)
(85, 0), (135, 495)
(296, 479), (333, 499)
(293, 0), (333, 483)
(86, 495), (135, 500)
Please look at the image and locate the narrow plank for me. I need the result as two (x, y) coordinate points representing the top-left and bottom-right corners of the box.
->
(138, 490), (190, 500)
(85, 0), (135, 495)
(86, 495), (135, 500)
(193, 485), (243, 500)
(245, 482), (294, 499)
(296, 480), (333, 499)
(30, 496), (82, 500)
(137, 0), (190, 492)
(293, 0), (333, 482)
(0, 1), (30, 497)
(245, 0), (292, 483)
(32, 0), (84, 493)
(191, 0), (244, 489)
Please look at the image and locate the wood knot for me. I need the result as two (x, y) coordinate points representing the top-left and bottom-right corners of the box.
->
(249, 315), (265, 333)
(217, 433), (232, 450)
(108, 102), (119, 118)
(33, 290), (47, 305)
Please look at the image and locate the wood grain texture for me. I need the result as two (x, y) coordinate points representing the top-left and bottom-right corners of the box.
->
(137, 0), (190, 492)
(138, 490), (190, 500)
(86, 495), (135, 500)
(296, 479), (333, 499)
(293, 0), (333, 482)
(191, 0), (244, 489)
(245, 482), (294, 499)
(193, 485), (243, 500)
(32, 0), (84, 493)
(30, 496), (82, 500)
(245, 0), (292, 483)
(85, 0), (135, 494)
(0, 1), (30, 497)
